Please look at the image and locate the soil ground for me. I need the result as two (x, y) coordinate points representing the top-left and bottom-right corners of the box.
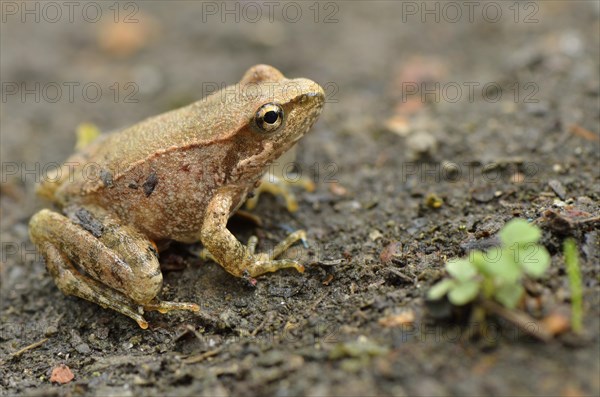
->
(1, 1), (599, 396)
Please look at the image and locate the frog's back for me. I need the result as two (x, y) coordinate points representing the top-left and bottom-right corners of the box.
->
(48, 87), (247, 206)
(87, 91), (246, 181)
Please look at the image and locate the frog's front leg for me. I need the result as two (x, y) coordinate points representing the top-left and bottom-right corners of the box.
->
(200, 189), (306, 278)
(29, 207), (199, 329)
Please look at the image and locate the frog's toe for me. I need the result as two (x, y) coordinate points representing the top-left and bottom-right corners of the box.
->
(248, 259), (305, 277)
(136, 318), (150, 329)
(284, 194), (299, 213)
(247, 235), (258, 255)
(270, 230), (307, 258)
(144, 300), (200, 314)
(245, 230), (307, 276)
(298, 178), (316, 193)
(245, 195), (260, 211)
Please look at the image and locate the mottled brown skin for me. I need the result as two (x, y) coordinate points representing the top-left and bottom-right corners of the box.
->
(29, 65), (325, 328)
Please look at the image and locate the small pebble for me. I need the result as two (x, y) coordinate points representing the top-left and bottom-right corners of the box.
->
(425, 193), (443, 209)
(548, 179), (567, 200)
(385, 115), (411, 137)
(525, 101), (549, 116)
(406, 131), (437, 159)
(44, 325), (58, 337)
(369, 229), (383, 241)
(380, 241), (402, 265)
(75, 343), (91, 354)
(471, 186), (497, 203)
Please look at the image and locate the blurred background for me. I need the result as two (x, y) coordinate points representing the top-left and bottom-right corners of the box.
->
(3, 1), (598, 184)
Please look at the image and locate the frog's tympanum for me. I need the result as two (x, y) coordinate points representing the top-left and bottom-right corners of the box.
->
(29, 65), (325, 328)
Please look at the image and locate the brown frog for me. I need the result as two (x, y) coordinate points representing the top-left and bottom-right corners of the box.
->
(29, 65), (325, 328)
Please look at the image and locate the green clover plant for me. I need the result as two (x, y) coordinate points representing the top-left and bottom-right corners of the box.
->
(428, 219), (550, 308)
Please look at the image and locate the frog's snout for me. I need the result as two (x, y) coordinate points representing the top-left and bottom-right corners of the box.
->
(308, 83), (326, 115)
(295, 80), (325, 118)
(298, 79), (326, 103)
(301, 88), (326, 108)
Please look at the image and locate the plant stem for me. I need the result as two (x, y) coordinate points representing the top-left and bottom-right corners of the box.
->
(481, 300), (552, 342)
(564, 238), (583, 334)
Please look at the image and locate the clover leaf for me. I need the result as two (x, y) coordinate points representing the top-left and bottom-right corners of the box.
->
(428, 218), (550, 309)
(477, 247), (522, 283)
(494, 283), (524, 309)
(519, 244), (550, 277)
(446, 258), (477, 282)
(427, 279), (455, 301)
(499, 218), (541, 246)
(447, 280), (480, 306)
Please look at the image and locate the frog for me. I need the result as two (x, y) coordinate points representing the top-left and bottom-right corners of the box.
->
(29, 65), (325, 329)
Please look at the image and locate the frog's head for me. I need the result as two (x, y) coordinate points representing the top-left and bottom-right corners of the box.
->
(228, 65), (325, 181)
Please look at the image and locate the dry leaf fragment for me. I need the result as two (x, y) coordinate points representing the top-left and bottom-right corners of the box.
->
(378, 310), (415, 328)
(50, 364), (74, 384)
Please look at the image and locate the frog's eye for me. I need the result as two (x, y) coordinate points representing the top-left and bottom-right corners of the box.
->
(255, 103), (284, 133)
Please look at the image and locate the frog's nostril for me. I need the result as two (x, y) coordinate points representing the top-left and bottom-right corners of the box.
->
(311, 86), (326, 104)
(304, 90), (325, 107)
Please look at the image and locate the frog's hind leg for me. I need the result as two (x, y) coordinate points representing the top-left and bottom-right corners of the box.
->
(29, 208), (198, 329)
(73, 206), (200, 317)
(40, 240), (150, 328)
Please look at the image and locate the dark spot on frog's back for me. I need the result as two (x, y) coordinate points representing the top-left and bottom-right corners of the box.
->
(100, 169), (113, 188)
(143, 171), (158, 197)
(180, 164), (191, 172)
(75, 208), (104, 238)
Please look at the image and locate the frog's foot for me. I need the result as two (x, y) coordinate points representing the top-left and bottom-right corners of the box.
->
(143, 299), (200, 314)
(202, 192), (308, 279)
(200, 231), (306, 277)
(244, 230), (307, 277)
(245, 175), (315, 213)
